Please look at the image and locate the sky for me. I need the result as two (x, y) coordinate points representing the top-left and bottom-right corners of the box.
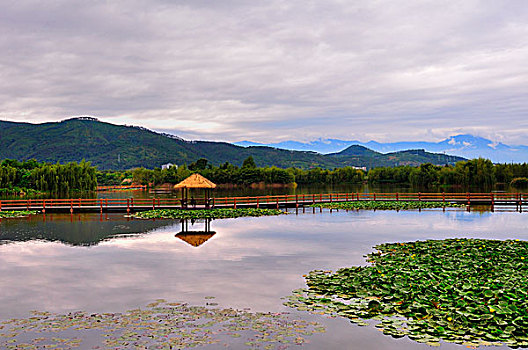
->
(1, 0), (528, 144)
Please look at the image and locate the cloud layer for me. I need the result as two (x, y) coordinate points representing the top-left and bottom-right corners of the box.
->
(1, 0), (528, 143)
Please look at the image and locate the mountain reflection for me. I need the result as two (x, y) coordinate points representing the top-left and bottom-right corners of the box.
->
(175, 219), (216, 247)
(0, 213), (177, 247)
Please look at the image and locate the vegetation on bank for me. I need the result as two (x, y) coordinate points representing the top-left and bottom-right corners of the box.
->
(0, 159), (97, 194)
(511, 177), (528, 189)
(130, 157), (365, 186)
(285, 238), (528, 347)
(0, 210), (38, 218)
(131, 208), (285, 220)
(310, 201), (465, 210)
(368, 158), (528, 188)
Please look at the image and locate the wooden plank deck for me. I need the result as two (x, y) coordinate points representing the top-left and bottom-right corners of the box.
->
(0, 193), (526, 213)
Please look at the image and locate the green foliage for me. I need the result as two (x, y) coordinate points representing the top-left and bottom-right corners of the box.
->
(0, 210), (38, 218)
(0, 158), (97, 193)
(369, 158), (528, 188)
(132, 208), (285, 220)
(242, 156), (257, 168)
(96, 170), (132, 186)
(310, 201), (464, 210)
(286, 238), (528, 347)
(511, 177), (528, 189)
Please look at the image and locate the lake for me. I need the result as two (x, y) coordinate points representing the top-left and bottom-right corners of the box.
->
(1, 208), (527, 349)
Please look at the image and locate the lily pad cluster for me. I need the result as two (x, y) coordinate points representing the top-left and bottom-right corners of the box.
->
(132, 208), (285, 220)
(285, 238), (528, 347)
(0, 210), (38, 219)
(310, 200), (464, 210)
(0, 299), (324, 349)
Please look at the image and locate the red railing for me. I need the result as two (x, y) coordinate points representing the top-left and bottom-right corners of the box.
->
(96, 185), (147, 191)
(0, 192), (525, 212)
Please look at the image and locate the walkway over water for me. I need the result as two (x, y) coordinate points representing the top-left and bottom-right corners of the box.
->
(0, 193), (526, 213)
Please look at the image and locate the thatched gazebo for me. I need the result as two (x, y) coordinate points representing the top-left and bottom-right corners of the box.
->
(174, 173), (216, 208)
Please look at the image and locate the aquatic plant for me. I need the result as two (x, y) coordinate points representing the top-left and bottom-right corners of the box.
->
(132, 208), (286, 220)
(0, 210), (38, 219)
(285, 238), (528, 347)
(0, 299), (324, 349)
(310, 200), (464, 210)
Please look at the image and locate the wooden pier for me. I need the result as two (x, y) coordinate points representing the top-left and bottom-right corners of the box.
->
(0, 192), (526, 213)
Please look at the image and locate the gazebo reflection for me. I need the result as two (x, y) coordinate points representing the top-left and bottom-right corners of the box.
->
(175, 218), (216, 247)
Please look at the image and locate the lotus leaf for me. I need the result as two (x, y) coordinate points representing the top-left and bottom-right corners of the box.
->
(285, 238), (528, 348)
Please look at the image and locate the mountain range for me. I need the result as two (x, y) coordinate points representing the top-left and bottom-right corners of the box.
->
(236, 135), (528, 163)
(0, 118), (465, 170)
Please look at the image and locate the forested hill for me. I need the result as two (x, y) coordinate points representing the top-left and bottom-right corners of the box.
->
(0, 118), (465, 170)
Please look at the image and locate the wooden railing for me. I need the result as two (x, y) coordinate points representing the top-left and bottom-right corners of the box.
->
(0, 192), (525, 212)
(96, 185), (147, 191)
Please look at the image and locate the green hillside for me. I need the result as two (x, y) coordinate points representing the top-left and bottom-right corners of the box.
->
(329, 146), (465, 168)
(0, 118), (465, 170)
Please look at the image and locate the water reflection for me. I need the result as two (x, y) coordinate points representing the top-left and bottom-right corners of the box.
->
(175, 219), (216, 247)
(0, 213), (176, 246)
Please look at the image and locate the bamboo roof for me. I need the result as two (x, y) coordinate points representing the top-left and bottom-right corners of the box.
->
(174, 174), (216, 189)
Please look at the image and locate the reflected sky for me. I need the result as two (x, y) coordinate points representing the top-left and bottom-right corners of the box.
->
(1, 209), (527, 349)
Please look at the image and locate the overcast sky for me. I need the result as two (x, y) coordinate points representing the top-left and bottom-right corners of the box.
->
(1, 0), (528, 144)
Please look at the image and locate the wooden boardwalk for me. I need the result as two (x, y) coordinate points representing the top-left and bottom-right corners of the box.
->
(0, 193), (526, 213)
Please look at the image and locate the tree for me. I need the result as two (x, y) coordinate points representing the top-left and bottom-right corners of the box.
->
(242, 156), (257, 169)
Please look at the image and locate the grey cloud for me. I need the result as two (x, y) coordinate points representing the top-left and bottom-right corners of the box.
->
(1, 0), (528, 143)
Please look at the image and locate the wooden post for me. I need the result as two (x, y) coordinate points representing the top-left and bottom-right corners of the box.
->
(296, 194), (298, 208)
(373, 193), (376, 201)
(42, 200), (46, 214)
(0, 200), (2, 211)
(234, 197), (237, 209)
(330, 193), (333, 203)
(442, 192), (445, 203)
(70, 199), (73, 214)
(467, 192), (470, 205)
(100, 199), (103, 213)
(127, 199), (130, 213)
(356, 192), (359, 201)
(418, 192), (421, 201)
(312, 194), (315, 204)
(396, 193), (399, 201)
(346, 193), (349, 202)
(152, 198), (155, 210)
(276, 197), (279, 209)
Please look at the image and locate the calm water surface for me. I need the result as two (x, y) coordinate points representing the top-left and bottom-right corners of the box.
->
(1, 209), (527, 349)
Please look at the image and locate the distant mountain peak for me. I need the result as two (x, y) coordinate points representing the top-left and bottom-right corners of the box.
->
(236, 134), (528, 163)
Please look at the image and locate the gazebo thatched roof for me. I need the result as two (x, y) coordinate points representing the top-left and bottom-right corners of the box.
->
(176, 232), (216, 247)
(174, 173), (216, 189)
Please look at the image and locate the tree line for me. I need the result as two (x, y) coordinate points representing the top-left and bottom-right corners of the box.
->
(129, 157), (365, 186)
(128, 157), (528, 189)
(0, 159), (97, 194)
(368, 158), (528, 188)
